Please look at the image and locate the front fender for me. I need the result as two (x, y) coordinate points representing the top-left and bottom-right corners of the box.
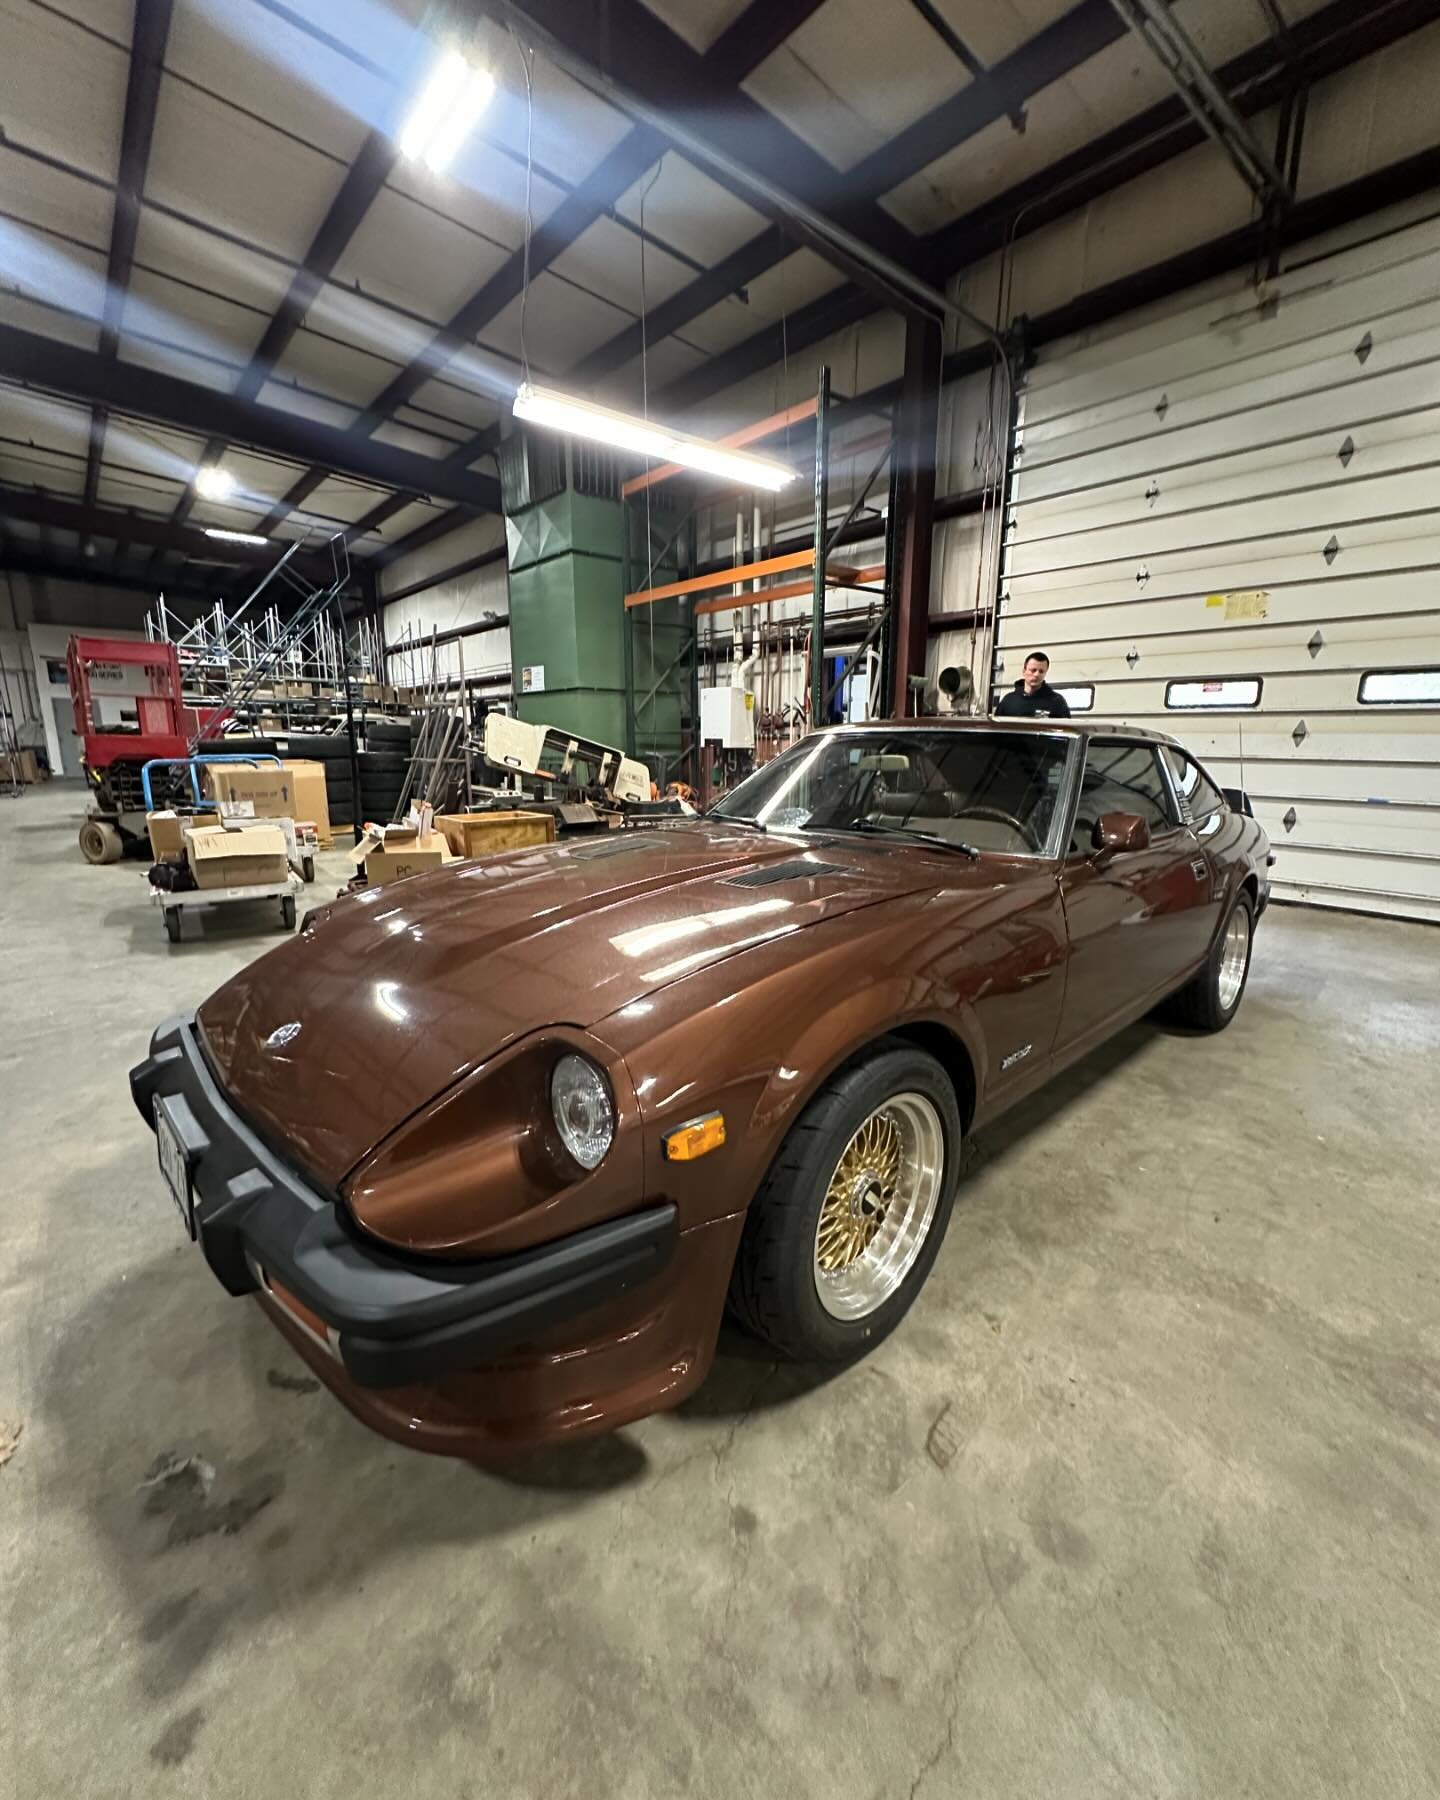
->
(602, 892), (987, 1231)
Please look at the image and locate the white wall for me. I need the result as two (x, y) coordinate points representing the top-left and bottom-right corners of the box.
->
(377, 515), (512, 696)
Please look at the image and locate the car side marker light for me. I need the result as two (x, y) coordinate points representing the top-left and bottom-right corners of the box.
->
(664, 1113), (727, 1161)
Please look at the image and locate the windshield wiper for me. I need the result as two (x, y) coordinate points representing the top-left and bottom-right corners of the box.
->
(713, 813), (767, 833)
(822, 819), (980, 860)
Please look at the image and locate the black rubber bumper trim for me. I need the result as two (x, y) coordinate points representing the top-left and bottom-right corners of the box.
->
(128, 1014), (678, 1388)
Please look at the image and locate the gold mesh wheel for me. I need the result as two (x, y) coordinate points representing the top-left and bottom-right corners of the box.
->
(812, 1092), (944, 1321)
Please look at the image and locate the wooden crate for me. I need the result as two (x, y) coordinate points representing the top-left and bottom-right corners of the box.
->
(436, 810), (556, 858)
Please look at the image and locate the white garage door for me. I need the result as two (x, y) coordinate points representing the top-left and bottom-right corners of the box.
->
(997, 207), (1440, 924)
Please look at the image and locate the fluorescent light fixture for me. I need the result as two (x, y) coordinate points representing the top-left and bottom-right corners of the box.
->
(194, 466), (235, 501)
(512, 383), (796, 492)
(204, 528), (268, 546)
(398, 51), (495, 173)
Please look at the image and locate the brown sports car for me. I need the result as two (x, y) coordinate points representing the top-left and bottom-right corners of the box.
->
(131, 720), (1271, 1456)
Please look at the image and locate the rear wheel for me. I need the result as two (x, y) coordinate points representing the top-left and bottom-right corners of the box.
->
(281, 895), (296, 930)
(164, 907), (182, 943)
(728, 1045), (960, 1362)
(1163, 890), (1254, 1032)
(79, 819), (123, 865)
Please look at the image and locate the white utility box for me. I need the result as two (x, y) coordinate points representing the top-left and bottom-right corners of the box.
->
(701, 685), (755, 749)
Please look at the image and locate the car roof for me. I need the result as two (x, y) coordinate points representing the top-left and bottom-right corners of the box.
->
(826, 715), (1180, 748)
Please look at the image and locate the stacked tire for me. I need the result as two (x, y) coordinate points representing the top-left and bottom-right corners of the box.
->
(358, 719), (415, 824)
(277, 732), (357, 835)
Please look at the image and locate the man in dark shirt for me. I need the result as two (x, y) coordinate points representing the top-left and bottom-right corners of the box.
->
(996, 651), (1072, 719)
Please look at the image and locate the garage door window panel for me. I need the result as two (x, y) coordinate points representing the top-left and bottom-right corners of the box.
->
(1357, 669), (1440, 705)
(1165, 678), (1263, 710)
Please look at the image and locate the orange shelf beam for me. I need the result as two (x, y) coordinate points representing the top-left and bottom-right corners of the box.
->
(620, 398), (819, 498)
(692, 563), (886, 618)
(625, 548), (815, 608)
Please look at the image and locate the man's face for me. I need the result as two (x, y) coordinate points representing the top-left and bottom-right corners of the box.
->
(1023, 657), (1048, 694)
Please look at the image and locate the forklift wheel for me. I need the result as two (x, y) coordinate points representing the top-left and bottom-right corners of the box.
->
(301, 855), (316, 884)
(164, 908), (183, 944)
(281, 895), (297, 930)
(79, 819), (124, 866)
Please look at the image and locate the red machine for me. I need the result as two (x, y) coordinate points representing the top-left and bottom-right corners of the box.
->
(67, 637), (200, 863)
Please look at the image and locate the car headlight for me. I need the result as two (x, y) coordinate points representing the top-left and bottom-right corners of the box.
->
(550, 1053), (614, 1171)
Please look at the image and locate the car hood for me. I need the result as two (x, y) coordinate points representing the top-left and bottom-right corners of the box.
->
(197, 825), (936, 1189)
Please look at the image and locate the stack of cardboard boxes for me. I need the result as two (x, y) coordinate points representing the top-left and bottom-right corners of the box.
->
(204, 761), (332, 846)
(146, 812), (290, 890)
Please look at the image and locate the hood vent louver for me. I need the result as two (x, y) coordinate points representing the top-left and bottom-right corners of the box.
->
(727, 859), (849, 887)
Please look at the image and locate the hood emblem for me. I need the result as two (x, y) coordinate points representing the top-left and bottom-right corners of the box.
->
(264, 1022), (302, 1050)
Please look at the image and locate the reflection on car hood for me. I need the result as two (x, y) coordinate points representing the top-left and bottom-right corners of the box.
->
(197, 824), (936, 1187)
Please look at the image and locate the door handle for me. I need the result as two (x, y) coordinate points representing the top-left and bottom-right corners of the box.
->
(1018, 969), (1055, 986)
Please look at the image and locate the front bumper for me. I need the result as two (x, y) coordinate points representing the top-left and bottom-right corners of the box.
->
(128, 1014), (678, 1389)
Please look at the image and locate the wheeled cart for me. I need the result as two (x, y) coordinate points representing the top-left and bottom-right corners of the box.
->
(150, 873), (304, 944)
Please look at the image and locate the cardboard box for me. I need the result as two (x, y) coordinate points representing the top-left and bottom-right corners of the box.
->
(206, 764), (298, 820)
(146, 809), (216, 863)
(186, 823), (290, 891)
(351, 824), (456, 884)
(281, 760), (331, 845)
(4, 749), (43, 784)
(437, 810), (556, 858)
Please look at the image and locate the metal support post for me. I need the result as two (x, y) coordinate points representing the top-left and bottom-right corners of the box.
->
(336, 599), (363, 844)
(809, 366), (830, 725)
(889, 316), (942, 717)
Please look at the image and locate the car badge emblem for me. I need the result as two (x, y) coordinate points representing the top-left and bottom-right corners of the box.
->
(264, 1022), (302, 1050)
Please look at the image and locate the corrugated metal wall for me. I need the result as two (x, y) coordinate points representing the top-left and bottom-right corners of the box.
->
(998, 208), (1440, 924)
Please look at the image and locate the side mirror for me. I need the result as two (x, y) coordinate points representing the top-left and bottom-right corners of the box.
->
(1092, 811), (1149, 863)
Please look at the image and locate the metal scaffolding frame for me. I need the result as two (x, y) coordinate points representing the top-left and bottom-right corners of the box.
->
(621, 373), (899, 794)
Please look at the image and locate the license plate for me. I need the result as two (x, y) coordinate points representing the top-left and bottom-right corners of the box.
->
(156, 1102), (196, 1240)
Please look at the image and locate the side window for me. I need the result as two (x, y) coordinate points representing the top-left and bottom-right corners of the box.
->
(1070, 740), (1174, 852)
(1161, 746), (1224, 822)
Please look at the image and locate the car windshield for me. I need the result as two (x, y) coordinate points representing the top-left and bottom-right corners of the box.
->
(711, 729), (1072, 856)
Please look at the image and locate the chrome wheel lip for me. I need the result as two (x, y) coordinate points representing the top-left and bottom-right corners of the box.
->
(813, 1092), (945, 1322)
(1217, 904), (1251, 1012)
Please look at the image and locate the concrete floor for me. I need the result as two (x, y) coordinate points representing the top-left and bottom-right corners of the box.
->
(2, 781), (1438, 1798)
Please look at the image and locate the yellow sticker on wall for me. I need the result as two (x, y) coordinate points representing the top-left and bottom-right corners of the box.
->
(1205, 590), (1269, 619)
(1225, 589), (1269, 620)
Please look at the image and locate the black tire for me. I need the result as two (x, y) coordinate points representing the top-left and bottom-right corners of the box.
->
(365, 722), (413, 748)
(358, 750), (410, 773)
(280, 734), (354, 761)
(164, 907), (182, 944)
(301, 855), (315, 884)
(360, 782), (406, 808)
(79, 819), (124, 865)
(196, 737), (279, 758)
(281, 895), (296, 930)
(1161, 890), (1255, 1032)
(728, 1044), (962, 1363)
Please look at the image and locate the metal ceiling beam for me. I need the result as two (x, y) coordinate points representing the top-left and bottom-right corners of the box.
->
(571, 0), (1126, 392)
(0, 547), (262, 606)
(1104, 0), (1291, 208)
(168, 129), (400, 534)
(253, 0), (829, 543)
(482, 0), (927, 299)
(660, 0), (1430, 415)
(0, 485), (340, 568)
(0, 326), (500, 511)
(82, 0), (175, 551)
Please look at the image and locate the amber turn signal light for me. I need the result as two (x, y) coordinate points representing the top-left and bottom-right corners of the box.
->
(664, 1112), (726, 1161)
